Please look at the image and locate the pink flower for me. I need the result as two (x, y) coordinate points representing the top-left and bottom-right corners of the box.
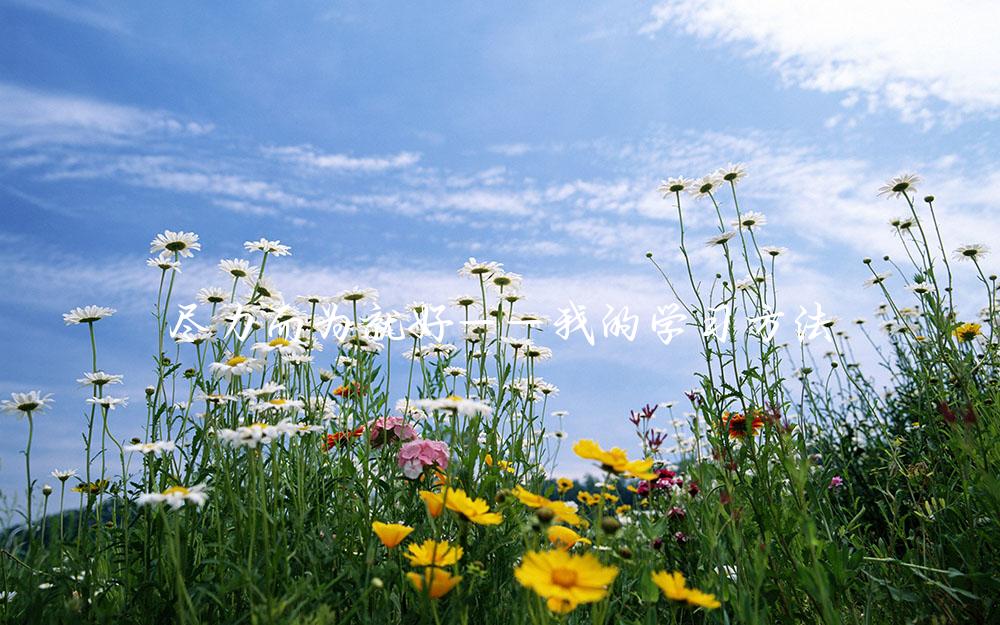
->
(828, 476), (844, 490)
(368, 416), (418, 446)
(397, 439), (449, 479)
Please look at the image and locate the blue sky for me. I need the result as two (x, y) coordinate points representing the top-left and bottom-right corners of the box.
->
(1, 1), (998, 503)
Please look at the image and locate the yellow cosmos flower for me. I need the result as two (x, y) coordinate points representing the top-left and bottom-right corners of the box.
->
(651, 570), (721, 609)
(572, 439), (657, 479)
(405, 539), (463, 567)
(371, 521), (414, 549)
(406, 567), (462, 599)
(547, 525), (590, 550)
(615, 504), (631, 515)
(577, 491), (601, 506)
(557, 478), (573, 493)
(954, 322), (982, 343)
(443, 488), (503, 525)
(512, 486), (582, 526)
(512, 485), (549, 508)
(514, 550), (618, 613)
(419, 490), (445, 518)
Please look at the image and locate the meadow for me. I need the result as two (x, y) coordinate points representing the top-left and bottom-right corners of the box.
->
(1, 166), (997, 624)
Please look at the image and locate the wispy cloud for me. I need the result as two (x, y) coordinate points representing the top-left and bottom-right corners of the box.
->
(0, 82), (212, 146)
(2, 0), (130, 34)
(641, 0), (1000, 127)
(263, 144), (421, 172)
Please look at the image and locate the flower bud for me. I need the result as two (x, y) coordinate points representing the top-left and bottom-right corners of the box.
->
(42, 484), (53, 496)
(535, 507), (555, 524)
(600, 516), (621, 535)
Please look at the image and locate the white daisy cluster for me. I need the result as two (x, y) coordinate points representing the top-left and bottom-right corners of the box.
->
(410, 396), (493, 418)
(215, 420), (322, 449)
(124, 440), (177, 456)
(137, 484), (208, 510)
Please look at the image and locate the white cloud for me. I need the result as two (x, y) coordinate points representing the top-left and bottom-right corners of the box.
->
(641, 0), (1000, 126)
(488, 143), (533, 156)
(3, 0), (129, 34)
(0, 82), (212, 145)
(263, 144), (421, 172)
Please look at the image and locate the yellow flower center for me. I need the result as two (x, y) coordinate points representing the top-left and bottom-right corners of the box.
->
(269, 337), (291, 347)
(162, 486), (190, 496)
(226, 355), (248, 367)
(551, 568), (578, 588)
(268, 398), (286, 406)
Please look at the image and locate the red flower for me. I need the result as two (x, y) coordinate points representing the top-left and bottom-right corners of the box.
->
(724, 411), (763, 438)
(333, 382), (364, 398)
(324, 425), (364, 450)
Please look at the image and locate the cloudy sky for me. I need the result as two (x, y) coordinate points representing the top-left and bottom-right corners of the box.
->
(1, 1), (998, 501)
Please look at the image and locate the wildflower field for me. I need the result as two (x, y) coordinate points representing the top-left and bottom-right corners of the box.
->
(1, 168), (998, 624)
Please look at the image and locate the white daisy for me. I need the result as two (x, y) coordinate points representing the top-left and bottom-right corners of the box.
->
(690, 174), (722, 198)
(76, 371), (124, 387)
(2, 391), (54, 416)
(195, 392), (238, 405)
(513, 312), (550, 327)
(427, 343), (457, 357)
(219, 258), (256, 279)
(732, 211), (767, 229)
(295, 294), (335, 306)
(334, 287), (379, 306)
(523, 344), (553, 360)
(195, 287), (227, 306)
(209, 355), (264, 378)
(146, 252), (181, 273)
(954, 244), (989, 262)
(443, 366), (466, 377)
(706, 231), (737, 247)
(908, 283), (932, 295)
(175, 329), (214, 344)
(252, 336), (305, 356)
(760, 245), (786, 257)
(459, 257), (502, 278)
(717, 163), (747, 184)
(451, 295), (479, 308)
(877, 173), (921, 199)
(86, 396), (128, 410)
(124, 440), (177, 456)
(137, 484), (208, 510)
(489, 271), (522, 291)
(63, 305), (116, 325)
(51, 469), (77, 482)
(657, 177), (694, 197)
(241, 383), (286, 398)
(249, 276), (283, 301)
(411, 396), (493, 417)
(244, 238), (291, 256)
(864, 272), (892, 288)
(250, 398), (305, 413)
(150, 230), (201, 258)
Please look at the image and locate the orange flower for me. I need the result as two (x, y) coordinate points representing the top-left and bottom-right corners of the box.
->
(723, 411), (763, 438)
(333, 382), (364, 398)
(324, 426), (364, 450)
(419, 490), (445, 518)
(406, 567), (462, 599)
(371, 521), (414, 549)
